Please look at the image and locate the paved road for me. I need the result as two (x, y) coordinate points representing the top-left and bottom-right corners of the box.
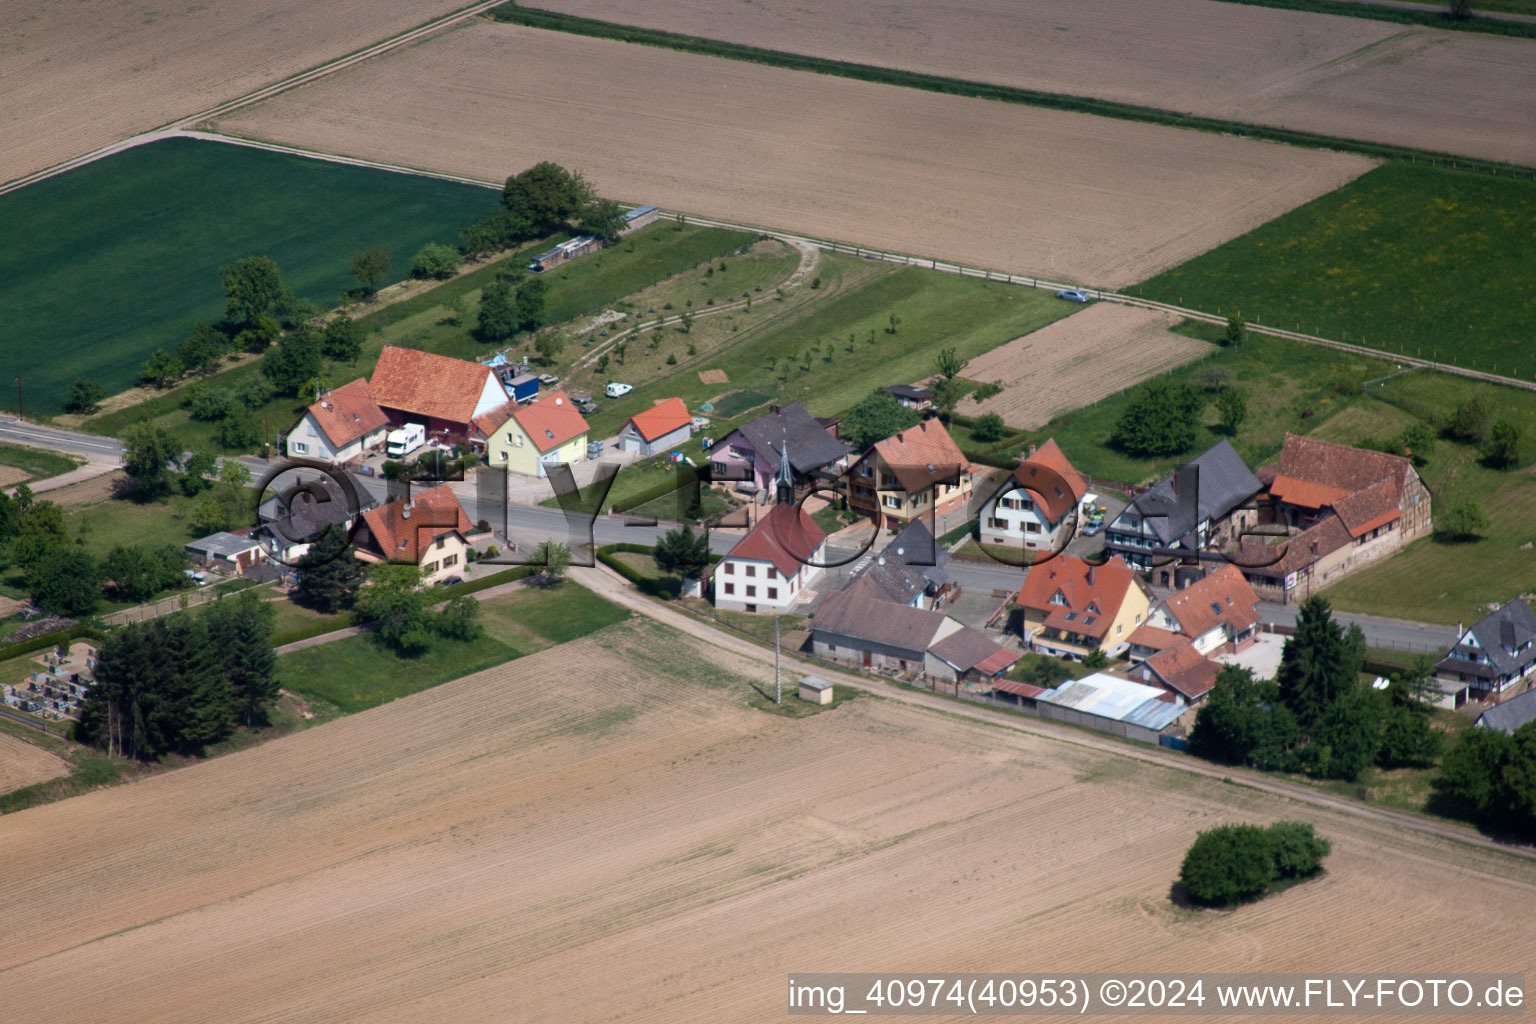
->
(0, 417), (122, 463)
(570, 561), (1534, 861)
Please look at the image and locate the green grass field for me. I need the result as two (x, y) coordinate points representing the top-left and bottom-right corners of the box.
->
(0, 444), (80, 483)
(1138, 163), (1536, 381)
(84, 222), (752, 451)
(1, 137), (498, 413)
(277, 582), (628, 714)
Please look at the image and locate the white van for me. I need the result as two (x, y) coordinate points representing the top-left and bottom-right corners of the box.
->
(386, 423), (427, 459)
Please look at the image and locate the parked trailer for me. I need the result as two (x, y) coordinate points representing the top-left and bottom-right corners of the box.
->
(385, 423), (427, 459)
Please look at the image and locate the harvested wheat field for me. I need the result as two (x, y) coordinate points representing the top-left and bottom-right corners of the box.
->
(2, 615), (1533, 1023)
(215, 22), (1374, 289)
(530, 0), (1536, 168)
(0, 733), (66, 793)
(958, 304), (1213, 429)
(0, 0), (475, 185)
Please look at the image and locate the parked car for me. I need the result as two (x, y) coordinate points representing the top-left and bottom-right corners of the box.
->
(605, 382), (633, 398)
(1055, 288), (1091, 303)
(1081, 521), (1103, 538)
(434, 575), (464, 588)
(573, 396), (598, 414)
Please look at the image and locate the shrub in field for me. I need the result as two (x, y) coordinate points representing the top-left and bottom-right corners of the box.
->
(411, 242), (462, 280)
(1179, 821), (1329, 908)
(971, 412), (1007, 444)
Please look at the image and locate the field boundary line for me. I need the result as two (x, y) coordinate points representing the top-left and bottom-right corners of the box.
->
(0, 0), (506, 197)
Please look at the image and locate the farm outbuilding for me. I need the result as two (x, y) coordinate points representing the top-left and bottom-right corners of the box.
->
(618, 397), (693, 456)
(798, 676), (834, 705)
(185, 531), (266, 575)
(621, 205), (659, 232)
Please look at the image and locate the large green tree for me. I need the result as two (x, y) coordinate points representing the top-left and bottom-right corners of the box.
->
(839, 390), (922, 451)
(478, 280), (519, 341)
(220, 256), (288, 328)
(64, 378), (106, 414)
(261, 328), (324, 398)
(1483, 420), (1521, 470)
(1179, 824), (1275, 907)
(1111, 378), (1204, 457)
(501, 162), (593, 232)
(322, 315), (367, 363)
(350, 246), (392, 297)
(294, 529), (366, 613)
(1275, 597), (1360, 729)
(354, 563), (435, 655)
(103, 544), (187, 602)
(121, 419), (181, 497)
(516, 277), (549, 332)
(207, 592), (278, 727)
(28, 547), (100, 617)
(654, 525), (710, 574)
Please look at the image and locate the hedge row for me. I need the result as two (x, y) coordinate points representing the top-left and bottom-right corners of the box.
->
(0, 623), (104, 664)
(596, 543), (655, 586)
(609, 468), (707, 514)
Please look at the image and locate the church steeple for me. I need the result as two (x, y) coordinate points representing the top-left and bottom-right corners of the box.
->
(775, 437), (795, 504)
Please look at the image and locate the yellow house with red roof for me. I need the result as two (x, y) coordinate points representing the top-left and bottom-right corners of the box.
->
(354, 483), (473, 585)
(484, 391), (591, 477)
(846, 418), (973, 531)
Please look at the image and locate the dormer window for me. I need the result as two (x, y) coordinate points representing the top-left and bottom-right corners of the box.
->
(1050, 589), (1068, 606)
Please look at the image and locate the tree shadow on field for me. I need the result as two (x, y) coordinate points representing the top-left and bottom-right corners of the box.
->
(1167, 882), (1210, 911)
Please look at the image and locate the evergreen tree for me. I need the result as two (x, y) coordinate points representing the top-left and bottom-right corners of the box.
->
(294, 530), (366, 613)
(209, 593), (278, 727)
(654, 525), (710, 574)
(1306, 686), (1382, 781)
(1275, 597), (1359, 729)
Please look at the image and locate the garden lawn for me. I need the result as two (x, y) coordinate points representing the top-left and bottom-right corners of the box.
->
(0, 137), (498, 413)
(1138, 163), (1536, 380)
(277, 581), (628, 713)
(0, 445), (80, 483)
(62, 488), (223, 560)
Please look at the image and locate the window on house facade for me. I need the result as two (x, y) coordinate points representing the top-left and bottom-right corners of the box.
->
(883, 496), (901, 509)
(766, 567), (777, 580)
(988, 517), (1007, 530)
(747, 585), (756, 598)
(1049, 589), (1067, 606)
(1025, 523), (1040, 534)
(768, 588), (778, 600)
(724, 583), (734, 595)
(291, 442), (308, 453)
(444, 553), (458, 567)
(745, 565), (756, 577)
(423, 561), (438, 574)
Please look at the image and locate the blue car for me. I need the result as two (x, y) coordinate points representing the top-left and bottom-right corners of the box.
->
(1056, 288), (1091, 303)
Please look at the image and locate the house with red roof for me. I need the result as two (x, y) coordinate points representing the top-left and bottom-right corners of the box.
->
(618, 397), (694, 456)
(285, 378), (391, 463)
(1015, 554), (1152, 660)
(712, 501), (827, 613)
(1130, 564), (1262, 659)
(483, 391), (591, 477)
(810, 586), (1018, 688)
(353, 483), (473, 585)
(1128, 638), (1222, 706)
(1238, 434), (1432, 603)
(368, 345), (510, 445)
(845, 418), (973, 531)
(977, 438), (1089, 551)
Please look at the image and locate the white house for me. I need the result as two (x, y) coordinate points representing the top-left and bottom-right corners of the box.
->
(1130, 564), (1262, 659)
(618, 397), (693, 456)
(285, 378), (391, 463)
(713, 501), (827, 613)
(977, 438), (1088, 551)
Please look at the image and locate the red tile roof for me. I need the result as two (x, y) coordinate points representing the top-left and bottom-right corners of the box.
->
(507, 391), (590, 452)
(1127, 623), (1183, 653)
(1238, 512), (1353, 579)
(1331, 476), (1403, 538)
(370, 345), (499, 426)
(1268, 475), (1352, 510)
(993, 678), (1048, 699)
(626, 397), (691, 442)
(1016, 555), (1140, 640)
(360, 483), (472, 565)
(869, 418), (970, 494)
(1142, 638), (1221, 701)
(304, 378), (389, 449)
(1161, 564), (1261, 639)
(1277, 433), (1413, 495)
(1009, 437), (1088, 521)
(472, 401), (514, 442)
(725, 501), (826, 578)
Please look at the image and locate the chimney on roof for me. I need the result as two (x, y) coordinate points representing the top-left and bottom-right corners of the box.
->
(896, 432), (904, 443)
(1086, 565), (1095, 586)
(1027, 444), (1036, 459)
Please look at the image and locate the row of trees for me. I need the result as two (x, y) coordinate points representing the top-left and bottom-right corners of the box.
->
(76, 592), (277, 760)
(1190, 598), (1441, 780)
(1436, 721), (1536, 834)
(460, 163), (623, 258)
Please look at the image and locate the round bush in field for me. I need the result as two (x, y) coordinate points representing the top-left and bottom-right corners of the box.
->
(1179, 824), (1275, 908)
(1179, 821), (1331, 908)
(411, 242), (462, 280)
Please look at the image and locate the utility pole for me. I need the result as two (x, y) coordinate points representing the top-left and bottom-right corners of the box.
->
(13, 375), (21, 421)
(261, 416), (270, 460)
(775, 613), (782, 704)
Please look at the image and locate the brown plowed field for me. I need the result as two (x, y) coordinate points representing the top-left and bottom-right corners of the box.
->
(3, 616), (1533, 1022)
(531, 0), (1536, 168)
(0, 733), (66, 793)
(215, 22), (1375, 289)
(957, 304), (1213, 429)
(0, 0), (475, 184)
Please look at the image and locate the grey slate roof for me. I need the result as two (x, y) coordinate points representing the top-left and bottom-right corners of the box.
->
(1118, 439), (1261, 544)
(731, 402), (852, 478)
(846, 550), (929, 606)
(1477, 688), (1536, 734)
(811, 588), (947, 656)
(884, 519), (951, 587)
(928, 626), (1014, 674)
(1441, 600), (1536, 679)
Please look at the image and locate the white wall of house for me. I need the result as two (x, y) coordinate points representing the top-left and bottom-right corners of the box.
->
(286, 413), (386, 463)
(979, 489), (1069, 549)
(619, 423), (693, 456)
(714, 548), (825, 613)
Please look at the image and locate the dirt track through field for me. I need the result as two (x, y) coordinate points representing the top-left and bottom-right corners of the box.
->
(0, 733), (66, 793)
(3, 615), (1533, 1023)
(531, 0), (1536, 168)
(957, 304), (1214, 429)
(0, 0), (487, 186)
(215, 22), (1376, 289)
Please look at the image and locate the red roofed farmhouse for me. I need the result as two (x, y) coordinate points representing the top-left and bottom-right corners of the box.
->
(1133, 564), (1261, 658)
(713, 501), (826, 613)
(618, 397), (693, 456)
(369, 345), (509, 444)
(1239, 434), (1431, 603)
(354, 483), (473, 585)
(285, 378), (391, 463)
